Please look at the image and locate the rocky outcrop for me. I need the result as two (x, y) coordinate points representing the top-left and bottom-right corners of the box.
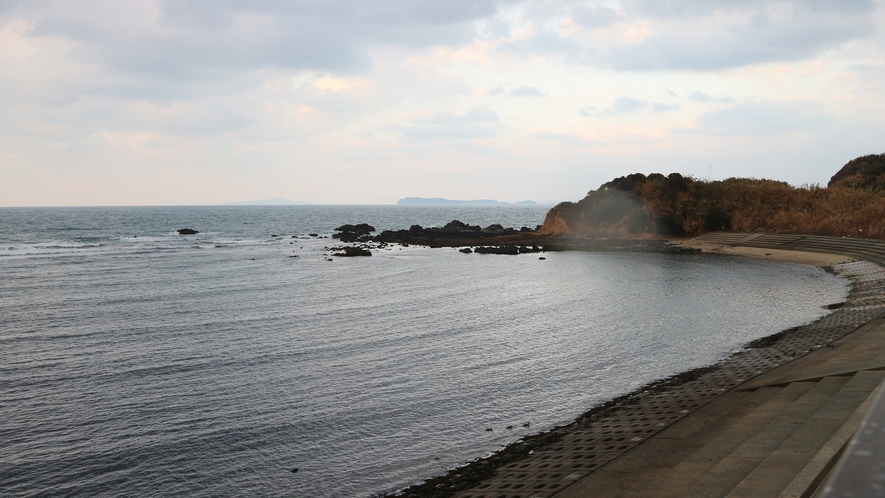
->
(537, 209), (573, 236)
(333, 223), (376, 242)
(373, 220), (540, 247)
(332, 246), (372, 257)
(177, 228), (199, 235)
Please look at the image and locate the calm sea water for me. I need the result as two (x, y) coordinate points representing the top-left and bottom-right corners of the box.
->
(0, 206), (848, 497)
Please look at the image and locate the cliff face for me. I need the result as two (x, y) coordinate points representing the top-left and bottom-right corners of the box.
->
(539, 154), (885, 240)
(540, 173), (700, 237)
(537, 208), (573, 235)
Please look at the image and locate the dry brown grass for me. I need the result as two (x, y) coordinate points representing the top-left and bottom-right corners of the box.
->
(718, 184), (885, 238)
(547, 174), (885, 239)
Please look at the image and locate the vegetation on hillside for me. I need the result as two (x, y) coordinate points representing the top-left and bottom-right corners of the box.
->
(544, 153), (885, 239)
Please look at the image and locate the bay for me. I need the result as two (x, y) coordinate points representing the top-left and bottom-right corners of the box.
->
(0, 206), (847, 497)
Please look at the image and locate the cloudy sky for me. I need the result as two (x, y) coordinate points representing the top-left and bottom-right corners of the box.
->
(2, 0), (884, 206)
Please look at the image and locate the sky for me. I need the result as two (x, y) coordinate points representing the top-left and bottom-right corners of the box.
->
(1, 0), (884, 206)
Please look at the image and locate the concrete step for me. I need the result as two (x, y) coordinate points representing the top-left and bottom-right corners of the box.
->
(731, 370), (885, 498)
(550, 373), (885, 498)
(675, 377), (851, 498)
(550, 386), (788, 498)
(695, 232), (885, 263)
(693, 233), (763, 245)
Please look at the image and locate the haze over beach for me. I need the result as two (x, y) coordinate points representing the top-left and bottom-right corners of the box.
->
(1, 1), (885, 206)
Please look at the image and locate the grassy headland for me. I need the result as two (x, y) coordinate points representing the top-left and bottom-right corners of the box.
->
(541, 153), (885, 239)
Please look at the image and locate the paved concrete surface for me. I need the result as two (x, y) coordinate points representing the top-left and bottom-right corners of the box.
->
(454, 234), (885, 498)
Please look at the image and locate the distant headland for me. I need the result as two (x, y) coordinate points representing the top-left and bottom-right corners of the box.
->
(397, 197), (553, 206)
(541, 153), (885, 240)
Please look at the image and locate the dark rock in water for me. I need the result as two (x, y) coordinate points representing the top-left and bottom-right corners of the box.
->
(290, 468), (299, 474)
(459, 247), (473, 253)
(177, 228), (199, 235)
(661, 244), (702, 254)
(308, 233), (318, 237)
(333, 246), (372, 257)
(334, 223), (376, 242)
(372, 219), (525, 246)
(271, 234), (278, 238)
(539, 257), (546, 260)
(485, 428), (493, 432)
(335, 223), (375, 234)
(474, 246), (519, 255)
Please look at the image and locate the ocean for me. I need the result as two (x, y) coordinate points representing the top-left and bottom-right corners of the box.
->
(0, 206), (848, 497)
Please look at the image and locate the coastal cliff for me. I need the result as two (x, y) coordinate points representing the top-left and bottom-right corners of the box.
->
(541, 153), (885, 239)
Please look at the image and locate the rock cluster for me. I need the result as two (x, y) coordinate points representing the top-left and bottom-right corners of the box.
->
(328, 219), (696, 256)
(333, 223), (376, 242)
(331, 246), (372, 257)
(372, 220), (539, 247)
(473, 245), (543, 255)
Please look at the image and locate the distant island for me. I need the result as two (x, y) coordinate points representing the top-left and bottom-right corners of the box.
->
(220, 198), (311, 206)
(397, 197), (552, 206)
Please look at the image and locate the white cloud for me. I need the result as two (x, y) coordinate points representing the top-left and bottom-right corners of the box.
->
(608, 96), (648, 114)
(503, 0), (878, 71)
(403, 105), (500, 141)
(688, 100), (833, 136)
(652, 103), (680, 112)
(413, 105), (499, 125)
(689, 91), (713, 102)
(1, 0), (884, 205)
(509, 86), (545, 97)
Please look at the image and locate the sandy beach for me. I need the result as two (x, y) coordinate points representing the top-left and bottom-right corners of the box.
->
(671, 239), (855, 267)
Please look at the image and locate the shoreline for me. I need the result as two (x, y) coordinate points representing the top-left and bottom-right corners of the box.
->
(670, 238), (855, 267)
(387, 234), (885, 498)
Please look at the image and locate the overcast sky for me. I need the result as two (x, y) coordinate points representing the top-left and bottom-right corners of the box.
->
(2, 0), (884, 206)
